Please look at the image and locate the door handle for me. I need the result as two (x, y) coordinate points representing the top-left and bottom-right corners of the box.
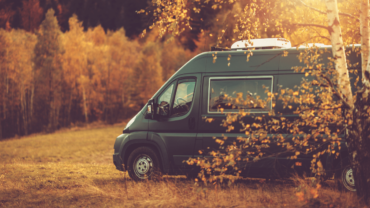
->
(188, 117), (195, 129)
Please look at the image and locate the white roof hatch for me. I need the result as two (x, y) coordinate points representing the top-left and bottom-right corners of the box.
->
(231, 38), (292, 50)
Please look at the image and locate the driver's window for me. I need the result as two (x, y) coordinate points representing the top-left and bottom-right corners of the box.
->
(157, 83), (174, 116)
(172, 79), (196, 117)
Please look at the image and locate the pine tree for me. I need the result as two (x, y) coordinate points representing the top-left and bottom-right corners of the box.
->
(33, 9), (63, 132)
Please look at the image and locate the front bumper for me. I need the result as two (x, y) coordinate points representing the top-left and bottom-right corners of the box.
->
(113, 153), (124, 171)
(113, 134), (129, 171)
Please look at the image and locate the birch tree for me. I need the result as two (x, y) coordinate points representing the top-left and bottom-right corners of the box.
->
(62, 15), (90, 123)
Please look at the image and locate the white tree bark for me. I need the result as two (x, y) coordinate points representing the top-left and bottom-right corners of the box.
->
(361, 0), (370, 93)
(82, 85), (88, 123)
(325, 0), (354, 109)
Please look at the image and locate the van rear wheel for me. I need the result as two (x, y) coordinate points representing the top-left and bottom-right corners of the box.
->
(127, 147), (162, 181)
(336, 164), (356, 192)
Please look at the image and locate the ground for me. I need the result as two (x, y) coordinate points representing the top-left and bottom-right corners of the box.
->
(0, 125), (363, 207)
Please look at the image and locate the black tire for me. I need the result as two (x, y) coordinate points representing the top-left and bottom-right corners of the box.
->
(336, 164), (356, 192)
(186, 171), (199, 180)
(127, 147), (162, 181)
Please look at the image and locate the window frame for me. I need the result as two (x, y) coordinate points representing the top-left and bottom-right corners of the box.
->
(207, 76), (274, 114)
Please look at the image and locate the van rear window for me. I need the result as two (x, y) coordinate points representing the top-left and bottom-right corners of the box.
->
(209, 76), (273, 113)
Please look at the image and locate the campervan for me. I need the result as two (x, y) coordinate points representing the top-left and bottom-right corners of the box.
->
(113, 38), (360, 192)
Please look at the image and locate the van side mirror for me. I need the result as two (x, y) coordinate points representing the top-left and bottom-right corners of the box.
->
(146, 100), (155, 119)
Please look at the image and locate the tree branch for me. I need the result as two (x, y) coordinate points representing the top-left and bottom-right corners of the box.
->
(295, 23), (328, 30)
(317, 74), (352, 109)
(294, 35), (331, 47)
(299, 0), (359, 22)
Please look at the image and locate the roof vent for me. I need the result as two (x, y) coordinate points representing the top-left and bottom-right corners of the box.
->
(231, 38), (292, 50)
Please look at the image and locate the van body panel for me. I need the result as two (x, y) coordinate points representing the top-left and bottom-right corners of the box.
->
(118, 131), (147, 163)
(148, 132), (171, 173)
(148, 73), (202, 171)
(150, 132), (196, 171)
(205, 52), (281, 73)
(124, 108), (149, 132)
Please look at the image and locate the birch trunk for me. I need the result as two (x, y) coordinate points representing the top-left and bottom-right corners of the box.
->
(349, 0), (370, 204)
(30, 74), (34, 119)
(82, 86), (88, 123)
(325, 0), (354, 109)
(67, 89), (73, 125)
(3, 73), (7, 119)
(105, 64), (111, 122)
(0, 114), (2, 140)
(48, 97), (55, 132)
(21, 83), (28, 135)
(361, 0), (370, 92)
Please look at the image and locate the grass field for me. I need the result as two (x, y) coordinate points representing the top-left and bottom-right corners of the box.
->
(0, 125), (364, 207)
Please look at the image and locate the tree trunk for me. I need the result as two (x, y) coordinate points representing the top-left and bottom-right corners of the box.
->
(3, 73), (8, 119)
(351, 0), (370, 204)
(67, 89), (73, 125)
(48, 98), (55, 132)
(82, 86), (88, 123)
(16, 103), (20, 135)
(325, 0), (354, 108)
(350, 90), (370, 205)
(104, 64), (111, 122)
(21, 85), (28, 135)
(360, 0), (370, 91)
(0, 116), (2, 140)
(48, 69), (53, 132)
(31, 72), (34, 119)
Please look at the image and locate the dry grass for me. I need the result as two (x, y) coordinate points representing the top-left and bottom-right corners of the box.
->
(0, 125), (365, 207)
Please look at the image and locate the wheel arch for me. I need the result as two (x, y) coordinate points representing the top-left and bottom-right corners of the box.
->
(120, 138), (170, 174)
(320, 141), (351, 178)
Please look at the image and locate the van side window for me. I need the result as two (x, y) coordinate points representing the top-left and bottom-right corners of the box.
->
(171, 79), (196, 117)
(209, 77), (272, 113)
(157, 83), (174, 116)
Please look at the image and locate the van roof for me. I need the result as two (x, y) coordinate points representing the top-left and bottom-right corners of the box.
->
(173, 44), (361, 76)
(151, 44), (361, 100)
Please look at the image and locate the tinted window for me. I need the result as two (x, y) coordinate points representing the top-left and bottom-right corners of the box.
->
(172, 79), (196, 117)
(209, 77), (272, 113)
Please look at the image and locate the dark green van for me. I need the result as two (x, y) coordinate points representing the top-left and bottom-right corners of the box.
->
(113, 39), (360, 192)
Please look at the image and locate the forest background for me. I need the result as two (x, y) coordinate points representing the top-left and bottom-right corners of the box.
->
(0, 0), (360, 140)
(0, 0), (233, 139)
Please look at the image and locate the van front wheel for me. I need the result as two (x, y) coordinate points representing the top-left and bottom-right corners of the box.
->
(127, 147), (162, 181)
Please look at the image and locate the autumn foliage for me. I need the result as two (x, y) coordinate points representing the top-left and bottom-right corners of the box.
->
(0, 9), (194, 139)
